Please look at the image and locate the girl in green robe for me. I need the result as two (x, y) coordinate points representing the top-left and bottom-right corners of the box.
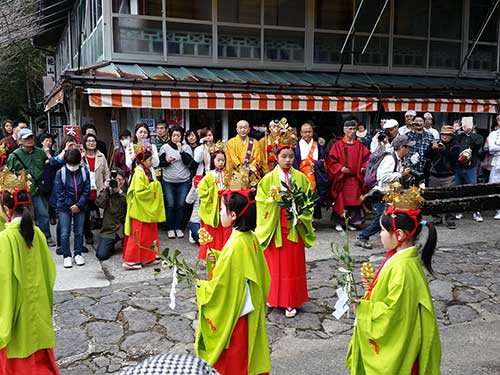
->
(346, 204), (441, 375)
(195, 190), (271, 375)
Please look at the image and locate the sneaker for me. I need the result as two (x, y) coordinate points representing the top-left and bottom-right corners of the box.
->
(455, 213), (463, 220)
(494, 210), (500, 220)
(56, 247), (63, 255)
(189, 232), (196, 244)
(47, 238), (56, 247)
(123, 262), (142, 270)
(63, 257), (73, 268)
(335, 224), (344, 232)
(446, 220), (456, 229)
(167, 230), (175, 239)
(473, 212), (483, 222)
(348, 225), (358, 231)
(175, 229), (184, 238)
(355, 238), (373, 249)
(285, 307), (297, 318)
(74, 255), (85, 266)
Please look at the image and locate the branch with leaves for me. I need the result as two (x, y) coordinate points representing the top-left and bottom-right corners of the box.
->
(273, 180), (319, 225)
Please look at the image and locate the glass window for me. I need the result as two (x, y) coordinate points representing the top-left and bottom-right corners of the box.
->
(218, 27), (261, 59)
(430, 1), (461, 39)
(393, 37), (427, 67)
(264, 30), (304, 62)
(314, 33), (346, 64)
(96, 0), (102, 19)
(355, 0), (389, 34)
(166, 0), (211, 20)
(394, 0), (428, 37)
(112, 0), (162, 16)
(113, 18), (164, 54)
(469, 0), (499, 42)
(218, 0), (260, 24)
(315, 0), (352, 30)
(468, 44), (497, 71)
(167, 23), (212, 57)
(353, 36), (388, 66)
(265, 0), (305, 27)
(429, 41), (461, 69)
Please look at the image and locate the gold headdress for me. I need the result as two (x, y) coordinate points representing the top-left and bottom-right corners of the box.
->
(133, 142), (146, 156)
(208, 140), (225, 154)
(383, 183), (424, 210)
(274, 117), (298, 149)
(225, 163), (264, 190)
(0, 168), (31, 192)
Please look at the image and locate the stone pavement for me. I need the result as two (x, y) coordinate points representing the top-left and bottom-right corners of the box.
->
(52, 213), (500, 375)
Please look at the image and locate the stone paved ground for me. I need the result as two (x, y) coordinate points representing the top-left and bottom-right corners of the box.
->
(53, 213), (500, 375)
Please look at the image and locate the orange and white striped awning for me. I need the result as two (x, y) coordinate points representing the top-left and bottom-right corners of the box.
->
(87, 89), (378, 112)
(382, 97), (499, 113)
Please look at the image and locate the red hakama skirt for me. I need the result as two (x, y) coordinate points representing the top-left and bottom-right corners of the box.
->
(123, 219), (159, 263)
(0, 348), (60, 375)
(214, 316), (268, 375)
(198, 221), (232, 260)
(264, 209), (308, 308)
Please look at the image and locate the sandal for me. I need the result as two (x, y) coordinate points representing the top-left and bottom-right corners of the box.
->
(142, 259), (161, 267)
(285, 307), (297, 318)
(123, 262), (142, 270)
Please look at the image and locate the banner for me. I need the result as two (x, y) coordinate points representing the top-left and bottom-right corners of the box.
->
(111, 120), (120, 149)
(63, 125), (81, 144)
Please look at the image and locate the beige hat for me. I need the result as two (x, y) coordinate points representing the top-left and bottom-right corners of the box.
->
(440, 125), (454, 135)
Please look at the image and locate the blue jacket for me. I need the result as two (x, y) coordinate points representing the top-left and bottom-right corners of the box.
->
(55, 165), (90, 212)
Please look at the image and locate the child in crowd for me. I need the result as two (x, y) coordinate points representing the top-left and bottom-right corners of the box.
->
(195, 191), (271, 375)
(55, 149), (90, 268)
(346, 188), (441, 374)
(0, 185), (59, 375)
(122, 149), (165, 270)
(185, 175), (202, 245)
(197, 150), (231, 259)
(256, 145), (316, 318)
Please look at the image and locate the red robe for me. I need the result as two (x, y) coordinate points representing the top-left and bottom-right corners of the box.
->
(327, 138), (370, 218)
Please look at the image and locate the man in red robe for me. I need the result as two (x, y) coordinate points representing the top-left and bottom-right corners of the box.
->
(327, 120), (370, 232)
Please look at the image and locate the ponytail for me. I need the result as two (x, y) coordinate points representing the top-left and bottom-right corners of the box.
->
(20, 206), (35, 248)
(420, 221), (437, 275)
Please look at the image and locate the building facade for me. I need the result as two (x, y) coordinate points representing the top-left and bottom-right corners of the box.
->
(36, 0), (500, 145)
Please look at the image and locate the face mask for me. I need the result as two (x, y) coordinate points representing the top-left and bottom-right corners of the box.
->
(120, 139), (130, 147)
(67, 164), (79, 172)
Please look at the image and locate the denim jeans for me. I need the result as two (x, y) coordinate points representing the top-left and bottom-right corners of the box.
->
(32, 195), (51, 240)
(455, 167), (477, 185)
(84, 200), (98, 239)
(96, 236), (119, 261)
(189, 221), (200, 243)
(358, 203), (385, 242)
(59, 211), (85, 258)
(164, 181), (190, 230)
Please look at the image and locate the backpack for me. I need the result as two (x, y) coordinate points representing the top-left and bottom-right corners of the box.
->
(364, 151), (397, 189)
(60, 165), (88, 183)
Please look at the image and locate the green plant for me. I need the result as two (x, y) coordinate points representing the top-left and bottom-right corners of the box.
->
(276, 180), (319, 223)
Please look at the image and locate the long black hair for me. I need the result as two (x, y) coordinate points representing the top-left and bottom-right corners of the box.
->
(380, 212), (437, 274)
(209, 150), (226, 170)
(133, 123), (151, 143)
(1, 190), (35, 247)
(222, 191), (256, 232)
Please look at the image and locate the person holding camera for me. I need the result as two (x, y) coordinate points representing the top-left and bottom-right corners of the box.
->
(370, 119), (400, 153)
(424, 126), (460, 228)
(95, 169), (127, 261)
(406, 116), (434, 186)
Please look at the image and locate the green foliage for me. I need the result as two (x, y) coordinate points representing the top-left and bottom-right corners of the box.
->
(156, 247), (199, 287)
(277, 180), (319, 221)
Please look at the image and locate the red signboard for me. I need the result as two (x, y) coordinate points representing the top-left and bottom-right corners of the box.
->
(63, 125), (81, 144)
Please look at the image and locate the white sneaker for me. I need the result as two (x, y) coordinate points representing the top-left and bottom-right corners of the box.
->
(494, 210), (500, 220)
(335, 224), (344, 232)
(455, 213), (463, 220)
(74, 255), (85, 266)
(63, 257), (73, 268)
(167, 230), (175, 239)
(473, 212), (483, 223)
(348, 225), (358, 231)
(175, 229), (184, 238)
(188, 232), (196, 244)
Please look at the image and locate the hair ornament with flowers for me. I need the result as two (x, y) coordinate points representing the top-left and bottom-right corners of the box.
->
(208, 140), (225, 154)
(273, 117), (298, 152)
(383, 182), (425, 211)
(0, 168), (31, 192)
(133, 142), (148, 161)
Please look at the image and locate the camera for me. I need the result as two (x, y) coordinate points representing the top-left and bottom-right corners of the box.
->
(109, 169), (118, 189)
(377, 131), (387, 142)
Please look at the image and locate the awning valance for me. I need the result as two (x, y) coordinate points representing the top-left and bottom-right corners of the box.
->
(382, 97), (499, 113)
(87, 89), (378, 112)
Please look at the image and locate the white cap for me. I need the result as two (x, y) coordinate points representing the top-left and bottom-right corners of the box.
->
(496, 114), (500, 120)
(424, 112), (433, 119)
(405, 110), (417, 117)
(382, 119), (399, 129)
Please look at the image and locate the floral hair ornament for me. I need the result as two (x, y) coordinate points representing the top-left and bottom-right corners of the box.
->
(208, 140), (225, 154)
(0, 168), (32, 221)
(133, 142), (148, 161)
(383, 183), (425, 251)
(274, 117), (298, 153)
(221, 190), (255, 219)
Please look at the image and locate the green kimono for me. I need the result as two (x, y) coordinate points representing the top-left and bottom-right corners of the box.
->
(124, 167), (166, 236)
(198, 172), (220, 227)
(195, 230), (272, 375)
(0, 221), (57, 358)
(255, 167), (316, 248)
(346, 247), (441, 375)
